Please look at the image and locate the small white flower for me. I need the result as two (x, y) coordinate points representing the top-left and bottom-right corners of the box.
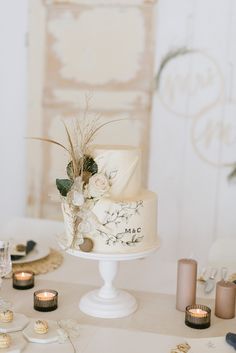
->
(57, 328), (69, 343)
(66, 188), (85, 207)
(71, 191), (84, 207)
(78, 209), (99, 235)
(87, 173), (110, 198)
(58, 319), (80, 338)
(78, 218), (95, 234)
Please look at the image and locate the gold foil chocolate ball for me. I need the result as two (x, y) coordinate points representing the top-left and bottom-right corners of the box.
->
(0, 310), (14, 323)
(79, 237), (94, 252)
(0, 333), (11, 349)
(34, 320), (49, 334)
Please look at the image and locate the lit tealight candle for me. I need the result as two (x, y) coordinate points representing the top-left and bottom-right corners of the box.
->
(15, 272), (32, 281)
(13, 271), (34, 290)
(188, 308), (208, 318)
(34, 289), (58, 312)
(185, 304), (211, 329)
(36, 292), (55, 301)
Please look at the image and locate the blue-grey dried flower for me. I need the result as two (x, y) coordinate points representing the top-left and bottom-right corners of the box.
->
(226, 332), (236, 350)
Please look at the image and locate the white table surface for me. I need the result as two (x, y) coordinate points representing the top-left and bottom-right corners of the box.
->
(0, 217), (236, 352)
(1, 277), (235, 353)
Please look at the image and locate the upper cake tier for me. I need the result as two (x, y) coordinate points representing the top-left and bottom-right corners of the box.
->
(91, 145), (142, 200)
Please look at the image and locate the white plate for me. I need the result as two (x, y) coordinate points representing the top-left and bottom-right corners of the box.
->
(23, 319), (59, 344)
(0, 313), (29, 333)
(12, 244), (50, 264)
(0, 332), (26, 353)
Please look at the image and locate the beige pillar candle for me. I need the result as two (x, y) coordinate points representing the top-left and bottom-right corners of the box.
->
(215, 280), (236, 319)
(176, 258), (197, 312)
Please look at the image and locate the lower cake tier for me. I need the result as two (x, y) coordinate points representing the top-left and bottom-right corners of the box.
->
(62, 190), (158, 254)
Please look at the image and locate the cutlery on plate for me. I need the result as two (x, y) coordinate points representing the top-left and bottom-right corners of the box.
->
(221, 267), (228, 281)
(198, 267), (207, 282)
(204, 268), (218, 293)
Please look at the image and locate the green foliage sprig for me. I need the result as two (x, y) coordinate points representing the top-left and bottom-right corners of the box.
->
(155, 47), (195, 90)
(228, 164), (236, 182)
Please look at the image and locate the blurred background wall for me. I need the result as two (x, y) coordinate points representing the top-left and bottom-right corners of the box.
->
(0, 0), (28, 228)
(0, 0), (236, 267)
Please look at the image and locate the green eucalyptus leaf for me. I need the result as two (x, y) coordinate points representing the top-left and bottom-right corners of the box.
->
(66, 156), (98, 179)
(56, 178), (73, 197)
(83, 156), (98, 175)
(228, 165), (236, 181)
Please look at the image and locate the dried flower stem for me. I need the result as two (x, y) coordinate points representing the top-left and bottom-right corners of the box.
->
(57, 321), (77, 353)
(26, 137), (69, 153)
(28, 94), (127, 184)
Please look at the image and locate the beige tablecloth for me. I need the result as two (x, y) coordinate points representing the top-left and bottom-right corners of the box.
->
(1, 218), (236, 352)
(1, 278), (234, 353)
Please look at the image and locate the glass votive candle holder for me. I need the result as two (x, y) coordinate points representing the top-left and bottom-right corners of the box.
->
(185, 304), (211, 329)
(13, 271), (34, 290)
(34, 289), (58, 312)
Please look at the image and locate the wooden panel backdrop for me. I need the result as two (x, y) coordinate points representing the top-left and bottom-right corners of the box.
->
(27, 0), (157, 219)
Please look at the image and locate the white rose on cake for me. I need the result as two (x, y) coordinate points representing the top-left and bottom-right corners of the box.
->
(87, 173), (110, 198)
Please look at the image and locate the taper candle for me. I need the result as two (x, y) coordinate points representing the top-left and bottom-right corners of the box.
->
(215, 280), (236, 319)
(176, 258), (197, 311)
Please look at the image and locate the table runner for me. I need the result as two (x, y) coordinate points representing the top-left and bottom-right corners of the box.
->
(2, 278), (235, 339)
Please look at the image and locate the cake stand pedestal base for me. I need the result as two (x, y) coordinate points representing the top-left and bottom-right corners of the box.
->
(80, 289), (137, 319)
(79, 260), (137, 318)
(66, 244), (159, 319)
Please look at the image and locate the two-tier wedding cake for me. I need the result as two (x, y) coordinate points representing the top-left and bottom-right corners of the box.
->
(61, 144), (158, 254)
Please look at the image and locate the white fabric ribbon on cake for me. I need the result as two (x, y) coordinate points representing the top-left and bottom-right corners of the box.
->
(93, 147), (141, 199)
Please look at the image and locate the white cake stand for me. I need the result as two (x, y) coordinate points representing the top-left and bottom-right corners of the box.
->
(66, 244), (159, 319)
